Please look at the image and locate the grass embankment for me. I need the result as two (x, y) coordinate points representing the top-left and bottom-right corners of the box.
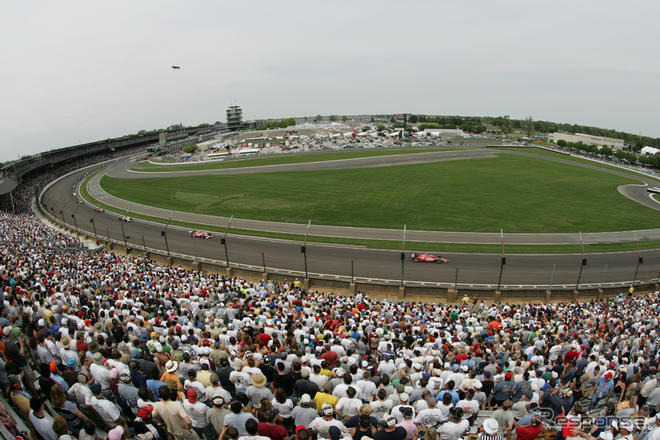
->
(133, 148), (460, 172)
(104, 155), (658, 233)
(497, 147), (660, 180)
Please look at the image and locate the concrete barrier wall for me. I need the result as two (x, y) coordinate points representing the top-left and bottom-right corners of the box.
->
(38, 203), (658, 304)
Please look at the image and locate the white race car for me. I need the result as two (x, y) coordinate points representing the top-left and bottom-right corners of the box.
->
(189, 230), (213, 239)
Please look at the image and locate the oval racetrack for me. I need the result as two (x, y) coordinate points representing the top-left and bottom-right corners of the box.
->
(40, 149), (660, 290)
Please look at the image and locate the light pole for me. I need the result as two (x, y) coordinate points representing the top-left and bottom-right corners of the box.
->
(631, 232), (643, 287)
(221, 215), (233, 267)
(400, 224), (407, 287)
(119, 217), (128, 251)
(71, 204), (81, 232)
(161, 230), (170, 258)
(496, 229), (506, 292)
(90, 214), (98, 240)
(262, 251), (267, 274)
(301, 220), (311, 280)
(161, 211), (174, 258)
(575, 232), (587, 292)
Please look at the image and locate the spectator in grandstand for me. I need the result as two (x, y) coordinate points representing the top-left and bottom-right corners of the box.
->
(29, 397), (57, 440)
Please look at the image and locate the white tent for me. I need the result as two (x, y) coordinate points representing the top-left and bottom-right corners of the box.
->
(641, 146), (660, 156)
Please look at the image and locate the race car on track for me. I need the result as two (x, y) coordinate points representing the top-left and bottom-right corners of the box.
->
(411, 252), (449, 264)
(189, 230), (213, 239)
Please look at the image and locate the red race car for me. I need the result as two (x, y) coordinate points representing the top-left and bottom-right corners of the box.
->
(411, 252), (449, 264)
(189, 230), (213, 239)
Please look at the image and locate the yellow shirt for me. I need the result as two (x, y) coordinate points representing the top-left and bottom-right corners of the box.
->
(196, 370), (213, 387)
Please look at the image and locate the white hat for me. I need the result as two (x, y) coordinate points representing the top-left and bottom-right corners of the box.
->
(165, 360), (178, 373)
(620, 421), (634, 432)
(399, 392), (409, 402)
(599, 432), (613, 440)
(461, 365), (469, 372)
(483, 418), (499, 435)
(473, 380), (483, 390)
(300, 394), (312, 404)
(384, 415), (397, 427)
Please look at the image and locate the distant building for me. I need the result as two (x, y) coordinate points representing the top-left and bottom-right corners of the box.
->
(393, 114), (407, 128)
(548, 132), (625, 150)
(641, 146), (660, 156)
(420, 128), (468, 138)
(226, 105), (243, 131)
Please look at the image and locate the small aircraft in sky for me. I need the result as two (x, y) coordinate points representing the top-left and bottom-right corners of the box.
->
(171, 65), (181, 70)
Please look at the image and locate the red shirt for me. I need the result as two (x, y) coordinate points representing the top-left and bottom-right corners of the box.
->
(564, 350), (580, 364)
(258, 422), (288, 440)
(76, 341), (88, 353)
(256, 333), (271, 346)
(319, 350), (339, 367)
(516, 424), (543, 440)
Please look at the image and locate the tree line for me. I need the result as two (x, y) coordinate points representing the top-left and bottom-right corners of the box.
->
(556, 139), (660, 169)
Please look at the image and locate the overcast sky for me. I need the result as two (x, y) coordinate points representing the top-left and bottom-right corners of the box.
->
(2, 1), (659, 162)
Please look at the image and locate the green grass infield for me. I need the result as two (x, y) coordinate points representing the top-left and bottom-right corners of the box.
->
(104, 154), (658, 233)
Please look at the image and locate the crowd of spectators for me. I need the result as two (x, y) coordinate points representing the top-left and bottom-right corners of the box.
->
(0, 158), (658, 440)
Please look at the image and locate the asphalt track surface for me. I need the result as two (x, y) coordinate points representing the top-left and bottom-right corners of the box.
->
(41, 149), (660, 290)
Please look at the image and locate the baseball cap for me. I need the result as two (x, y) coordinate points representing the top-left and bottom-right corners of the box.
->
(138, 405), (154, 419)
(322, 404), (334, 416)
(212, 396), (225, 406)
(300, 394), (312, 405)
(187, 389), (197, 403)
(384, 415), (397, 427)
(107, 426), (124, 440)
(620, 421), (634, 432)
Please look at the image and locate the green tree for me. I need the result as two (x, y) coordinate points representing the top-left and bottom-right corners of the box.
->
(599, 146), (613, 156)
(524, 116), (534, 138)
(342, 115), (348, 122)
(409, 114), (418, 123)
(493, 115), (511, 135)
(362, 126), (371, 132)
(314, 114), (322, 122)
(377, 124), (387, 132)
(182, 144), (198, 153)
(329, 115), (337, 122)
(557, 139), (567, 147)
